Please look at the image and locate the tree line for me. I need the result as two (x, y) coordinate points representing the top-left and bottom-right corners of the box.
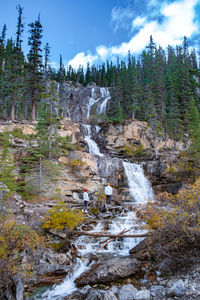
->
(0, 6), (200, 148)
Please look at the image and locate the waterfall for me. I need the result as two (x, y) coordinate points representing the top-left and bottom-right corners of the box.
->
(35, 116), (155, 300)
(123, 161), (154, 204)
(82, 124), (104, 157)
(96, 87), (111, 114)
(86, 87), (100, 119)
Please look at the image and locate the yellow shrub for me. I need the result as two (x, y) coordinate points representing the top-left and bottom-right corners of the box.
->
(42, 201), (85, 232)
(0, 216), (44, 277)
(68, 159), (86, 173)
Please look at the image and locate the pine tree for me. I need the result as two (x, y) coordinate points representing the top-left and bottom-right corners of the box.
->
(44, 42), (50, 77)
(10, 4), (25, 121)
(27, 15), (44, 121)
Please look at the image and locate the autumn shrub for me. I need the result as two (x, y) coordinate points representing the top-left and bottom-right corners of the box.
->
(42, 201), (85, 232)
(143, 179), (200, 273)
(0, 214), (44, 296)
(68, 158), (86, 174)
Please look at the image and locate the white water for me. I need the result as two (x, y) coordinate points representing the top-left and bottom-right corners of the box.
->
(82, 124), (104, 157)
(123, 161), (154, 204)
(36, 119), (154, 300)
(96, 87), (111, 114)
(37, 210), (147, 299)
(86, 87), (100, 119)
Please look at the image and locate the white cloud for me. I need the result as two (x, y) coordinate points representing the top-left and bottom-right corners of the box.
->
(96, 46), (109, 60)
(68, 0), (199, 69)
(67, 52), (98, 69)
(111, 6), (134, 31)
(49, 61), (59, 70)
(132, 16), (146, 28)
(110, 0), (198, 54)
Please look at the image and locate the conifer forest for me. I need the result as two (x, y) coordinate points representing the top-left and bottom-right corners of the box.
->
(0, 5), (200, 146)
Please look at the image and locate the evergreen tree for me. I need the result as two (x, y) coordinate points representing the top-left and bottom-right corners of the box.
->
(9, 4), (25, 121)
(44, 42), (50, 77)
(27, 15), (44, 121)
(85, 62), (91, 85)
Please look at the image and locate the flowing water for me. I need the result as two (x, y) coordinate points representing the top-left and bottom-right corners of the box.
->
(81, 124), (104, 157)
(123, 161), (154, 204)
(86, 87), (100, 119)
(96, 87), (111, 114)
(34, 92), (154, 300)
(35, 161), (153, 299)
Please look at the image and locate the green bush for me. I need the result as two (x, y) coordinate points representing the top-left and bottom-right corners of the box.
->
(123, 144), (145, 157)
(10, 128), (32, 140)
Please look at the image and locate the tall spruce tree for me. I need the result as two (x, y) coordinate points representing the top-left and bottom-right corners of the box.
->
(27, 15), (44, 121)
(9, 4), (25, 121)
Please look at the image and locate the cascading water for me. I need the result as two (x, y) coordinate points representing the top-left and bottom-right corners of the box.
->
(35, 89), (154, 299)
(96, 87), (111, 114)
(36, 160), (153, 299)
(123, 161), (154, 203)
(86, 87), (100, 119)
(36, 211), (147, 299)
(81, 124), (103, 157)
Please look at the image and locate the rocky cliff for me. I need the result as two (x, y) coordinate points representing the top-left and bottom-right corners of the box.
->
(0, 83), (192, 299)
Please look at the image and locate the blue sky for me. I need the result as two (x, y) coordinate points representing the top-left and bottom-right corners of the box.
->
(0, 0), (200, 69)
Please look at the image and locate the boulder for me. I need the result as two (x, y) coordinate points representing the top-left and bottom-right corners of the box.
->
(150, 285), (166, 299)
(85, 289), (118, 300)
(118, 284), (138, 300)
(35, 263), (70, 276)
(75, 257), (141, 286)
(135, 289), (151, 300)
(167, 279), (186, 297)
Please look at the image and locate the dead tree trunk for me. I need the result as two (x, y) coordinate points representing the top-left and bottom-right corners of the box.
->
(71, 231), (147, 238)
(96, 228), (131, 252)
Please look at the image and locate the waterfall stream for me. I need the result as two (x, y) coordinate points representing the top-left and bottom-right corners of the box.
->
(34, 90), (154, 300)
(81, 124), (104, 157)
(123, 162), (154, 204)
(96, 87), (111, 114)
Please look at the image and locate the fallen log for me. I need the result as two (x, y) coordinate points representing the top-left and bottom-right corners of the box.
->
(71, 231), (147, 238)
(99, 228), (131, 244)
(96, 228), (131, 252)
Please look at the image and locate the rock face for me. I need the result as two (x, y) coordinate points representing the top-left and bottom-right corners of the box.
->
(105, 120), (187, 152)
(57, 82), (111, 123)
(75, 257), (141, 286)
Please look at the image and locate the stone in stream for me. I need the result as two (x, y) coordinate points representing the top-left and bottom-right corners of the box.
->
(85, 289), (118, 300)
(167, 279), (186, 297)
(118, 284), (138, 300)
(75, 257), (141, 286)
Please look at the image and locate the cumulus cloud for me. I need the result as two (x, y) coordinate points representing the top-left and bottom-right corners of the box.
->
(67, 0), (199, 69)
(68, 52), (98, 69)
